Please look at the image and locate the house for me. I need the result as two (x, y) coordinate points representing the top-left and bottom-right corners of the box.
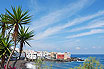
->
(56, 52), (71, 60)
(25, 50), (37, 60)
(37, 51), (43, 58)
(44, 52), (51, 59)
(64, 52), (71, 60)
(56, 53), (64, 60)
(50, 52), (57, 59)
(14, 49), (71, 60)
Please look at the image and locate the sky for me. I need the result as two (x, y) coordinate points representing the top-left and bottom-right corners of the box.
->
(0, 0), (104, 54)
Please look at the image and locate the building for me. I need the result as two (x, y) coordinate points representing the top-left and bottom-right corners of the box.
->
(25, 50), (37, 60)
(56, 52), (71, 60)
(50, 52), (57, 59)
(44, 51), (51, 59)
(56, 53), (64, 59)
(18, 49), (71, 60)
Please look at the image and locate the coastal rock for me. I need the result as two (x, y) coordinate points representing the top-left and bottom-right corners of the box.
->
(25, 62), (36, 69)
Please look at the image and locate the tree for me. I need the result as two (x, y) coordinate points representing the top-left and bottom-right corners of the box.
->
(1, 6), (31, 69)
(70, 57), (104, 69)
(0, 34), (13, 68)
(0, 13), (9, 68)
(17, 27), (34, 59)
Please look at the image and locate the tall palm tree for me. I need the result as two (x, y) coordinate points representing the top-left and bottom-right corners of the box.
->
(1, 6), (31, 68)
(0, 34), (13, 68)
(18, 27), (34, 59)
(0, 13), (9, 68)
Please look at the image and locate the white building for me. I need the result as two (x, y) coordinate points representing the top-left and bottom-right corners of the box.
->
(25, 50), (37, 60)
(44, 52), (51, 59)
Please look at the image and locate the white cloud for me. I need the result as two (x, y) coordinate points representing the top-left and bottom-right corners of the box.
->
(69, 17), (104, 32)
(76, 47), (80, 50)
(25, 40), (56, 51)
(92, 46), (96, 49)
(34, 10), (104, 40)
(25, 39), (81, 51)
(67, 29), (104, 38)
(31, 0), (93, 31)
(30, 0), (41, 13)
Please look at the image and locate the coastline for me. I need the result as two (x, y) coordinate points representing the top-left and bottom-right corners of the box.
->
(0, 54), (104, 69)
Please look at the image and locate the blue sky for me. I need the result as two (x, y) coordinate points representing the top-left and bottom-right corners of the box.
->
(0, 0), (104, 54)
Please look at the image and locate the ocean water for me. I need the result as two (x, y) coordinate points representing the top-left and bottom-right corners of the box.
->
(42, 54), (104, 69)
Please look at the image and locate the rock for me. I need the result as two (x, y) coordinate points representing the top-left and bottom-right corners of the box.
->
(25, 63), (36, 69)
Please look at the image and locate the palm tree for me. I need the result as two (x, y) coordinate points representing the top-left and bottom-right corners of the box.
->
(18, 27), (34, 59)
(0, 34), (13, 68)
(0, 14), (8, 36)
(0, 13), (9, 68)
(1, 6), (31, 68)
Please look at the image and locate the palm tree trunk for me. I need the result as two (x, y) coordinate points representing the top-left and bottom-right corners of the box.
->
(6, 24), (18, 69)
(6, 41), (16, 69)
(1, 55), (5, 68)
(1, 23), (6, 68)
(2, 23), (5, 37)
(19, 41), (23, 59)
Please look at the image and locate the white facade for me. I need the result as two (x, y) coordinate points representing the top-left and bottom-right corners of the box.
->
(44, 52), (51, 59)
(24, 50), (71, 60)
(25, 50), (37, 60)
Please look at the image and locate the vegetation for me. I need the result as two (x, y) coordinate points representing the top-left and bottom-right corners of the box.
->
(0, 6), (33, 69)
(34, 58), (52, 69)
(0, 5), (104, 69)
(70, 57), (104, 69)
(33, 57), (104, 69)
(18, 27), (34, 59)
(34, 58), (43, 67)
(0, 34), (12, 68)
(0, 13), (10, 68)
(4, 6), (31, 69)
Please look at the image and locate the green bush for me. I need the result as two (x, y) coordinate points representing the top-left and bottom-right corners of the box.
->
(70, 57), (104, 69)
(34, 58), (53, 69)
(34, 57), (104, 69)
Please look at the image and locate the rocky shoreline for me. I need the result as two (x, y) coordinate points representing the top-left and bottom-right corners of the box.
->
(43, 57), (84, 62)
(0, 60), (28, 69)
(0, 57), (84, 69)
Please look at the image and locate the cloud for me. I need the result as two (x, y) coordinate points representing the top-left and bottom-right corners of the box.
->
(25, 39), (81, 51)
(25, 40), (56, 51)
(67, 29), (104, 38)
(92, 46), (96, 49)
(34, 10), (104, 40)
(69, 17), (104, 32)
(76, 47), (80, 50)
(30, 0), (40, 13)
(31, 0), (93, 31)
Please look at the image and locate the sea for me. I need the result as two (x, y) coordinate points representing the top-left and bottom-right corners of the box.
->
(42, 54), (104, 69)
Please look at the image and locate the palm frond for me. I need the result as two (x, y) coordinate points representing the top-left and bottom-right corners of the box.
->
(18, 26), (34, 48)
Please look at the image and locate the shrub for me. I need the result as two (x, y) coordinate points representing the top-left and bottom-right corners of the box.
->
(70, 57), (104, 69)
